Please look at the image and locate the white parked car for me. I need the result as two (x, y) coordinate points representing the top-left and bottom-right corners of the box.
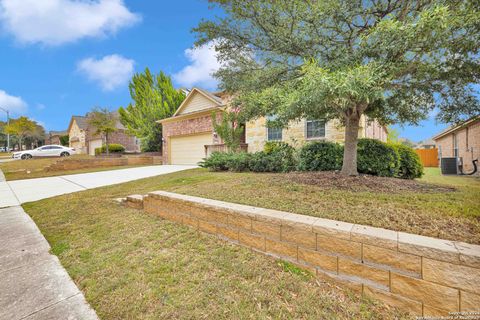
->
(13, 145), (76, 160)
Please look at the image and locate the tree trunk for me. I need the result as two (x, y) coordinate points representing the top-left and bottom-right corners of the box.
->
(341, 112), (361, 176)
(105, 133), (109, 156)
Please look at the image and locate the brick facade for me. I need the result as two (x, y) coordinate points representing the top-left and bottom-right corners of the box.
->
(127, 191), (480, 317)
(434, 117), (480, 174)
(47, 135), (61, 145)
(162, 112), (222, 163)
(87, 129), (139, 154)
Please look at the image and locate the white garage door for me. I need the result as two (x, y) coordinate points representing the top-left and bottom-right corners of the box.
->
(170, 133), (212, 165)
(89, 139), (103, 156)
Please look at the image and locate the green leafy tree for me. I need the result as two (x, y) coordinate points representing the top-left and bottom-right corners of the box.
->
(195, 0), (480, 175)
(59, 135), (69, 146)
(387, 127), (400, 143)
(119, 68), (185, 152)
(24, 123), (46, 149)
(212, 108), (244, 152)
(87, 107), (118, 156)
(5, 116), (37, 151)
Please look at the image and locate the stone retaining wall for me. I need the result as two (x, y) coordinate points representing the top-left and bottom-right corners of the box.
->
(126, 191), (480, 317)
(46, 156), (162, 171)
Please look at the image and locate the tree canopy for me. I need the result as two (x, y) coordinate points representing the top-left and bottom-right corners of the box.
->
(195, 0), (480, 175)
(119, 68), (185, 152)
(4, 116), (40, 150)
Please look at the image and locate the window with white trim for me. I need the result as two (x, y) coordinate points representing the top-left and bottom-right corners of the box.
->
(306, 119), (325, 139)
(267, 116), (282, 141)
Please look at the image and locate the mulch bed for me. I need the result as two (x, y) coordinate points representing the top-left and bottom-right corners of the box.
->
(281, 171), (456, 193)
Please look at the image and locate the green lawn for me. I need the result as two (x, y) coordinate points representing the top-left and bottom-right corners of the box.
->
(24, 176), (409, 319)
(22, 167), (477, 318)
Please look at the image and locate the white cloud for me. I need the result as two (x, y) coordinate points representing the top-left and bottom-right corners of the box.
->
(173, 42), (221, 90)
(0, 0), (140, 46)
(0, 90), (27, 115)
(77, 54), (134, 91)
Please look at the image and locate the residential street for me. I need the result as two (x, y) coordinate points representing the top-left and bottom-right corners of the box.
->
(0, 165), (195, 319)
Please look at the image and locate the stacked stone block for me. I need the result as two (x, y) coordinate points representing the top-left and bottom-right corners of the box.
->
(127, 191), (480, 317)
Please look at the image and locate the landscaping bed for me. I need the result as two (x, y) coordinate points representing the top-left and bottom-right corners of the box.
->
(282, 171), (455, 193)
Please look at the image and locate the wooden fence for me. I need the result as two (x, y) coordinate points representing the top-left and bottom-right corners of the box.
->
(415, 148), (439, 167)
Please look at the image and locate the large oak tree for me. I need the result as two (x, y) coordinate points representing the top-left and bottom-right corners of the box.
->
(195, 0), (480, 175)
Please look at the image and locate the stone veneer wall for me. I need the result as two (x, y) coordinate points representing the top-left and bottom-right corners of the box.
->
(246, 116), (386, 152)
(127, 191), (480, 317)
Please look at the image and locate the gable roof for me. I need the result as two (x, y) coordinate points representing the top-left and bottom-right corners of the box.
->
(67, 112), (126, 135)
(49, 130), (67, 136)
(67, 115), (88, 133)
(433, 115), (480, 140)
(173, 87), (224, 117)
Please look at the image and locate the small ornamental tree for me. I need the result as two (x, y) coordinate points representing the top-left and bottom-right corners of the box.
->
(194, 0), (480, 175)
(212, 107), (244, 152)
(87, 107), (117, 156)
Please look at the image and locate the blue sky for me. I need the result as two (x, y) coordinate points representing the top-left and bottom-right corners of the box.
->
(0, 0), (448, 141)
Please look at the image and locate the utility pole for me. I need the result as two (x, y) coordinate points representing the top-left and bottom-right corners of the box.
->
(0, 107), (10, 151)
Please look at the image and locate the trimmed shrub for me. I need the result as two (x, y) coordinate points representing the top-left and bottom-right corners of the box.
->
(199, 152), (231, 171)
(263, 141), (297, 172)
(95, 143), (126, 155)
(225, 152), (251, 172)
(248, 152), (276, 172)
(357, 139), (399, 177)
(391, 144), (424, 179)
(298, 141), (343, 171)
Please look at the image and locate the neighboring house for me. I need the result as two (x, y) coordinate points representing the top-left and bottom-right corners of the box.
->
(159, 87), (388, 165)
(68, 116), (89, 154)
(415, 138), (436, 149)
(67, 113), (140, 155)
(47, 130), (68, 146)
(433, 115), (480, 174)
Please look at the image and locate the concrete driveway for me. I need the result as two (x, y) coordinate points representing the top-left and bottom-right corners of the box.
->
(0, 165), (196, 319)
(0, 165), (196, 207)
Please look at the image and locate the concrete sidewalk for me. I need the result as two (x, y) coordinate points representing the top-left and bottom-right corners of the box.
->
(0, 165), (196, 319)
(0, 206), (98, 320)
(1, 165), (196, 207)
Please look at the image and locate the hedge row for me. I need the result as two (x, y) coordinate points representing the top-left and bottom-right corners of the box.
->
(201, 142), (296, 173)
(200, 139), (423, 179)
(94, 143), (126, 155)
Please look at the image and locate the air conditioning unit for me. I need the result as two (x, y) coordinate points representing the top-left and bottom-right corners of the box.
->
(440, 157), (457, 175)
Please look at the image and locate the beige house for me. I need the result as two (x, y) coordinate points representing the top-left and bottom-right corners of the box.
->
(68, 116), (89, 154)
(67, 114), (140, 155)
(159, 88), (387, 165)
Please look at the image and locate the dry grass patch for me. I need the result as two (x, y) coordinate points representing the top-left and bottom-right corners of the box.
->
(0, 155), (150, 180)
